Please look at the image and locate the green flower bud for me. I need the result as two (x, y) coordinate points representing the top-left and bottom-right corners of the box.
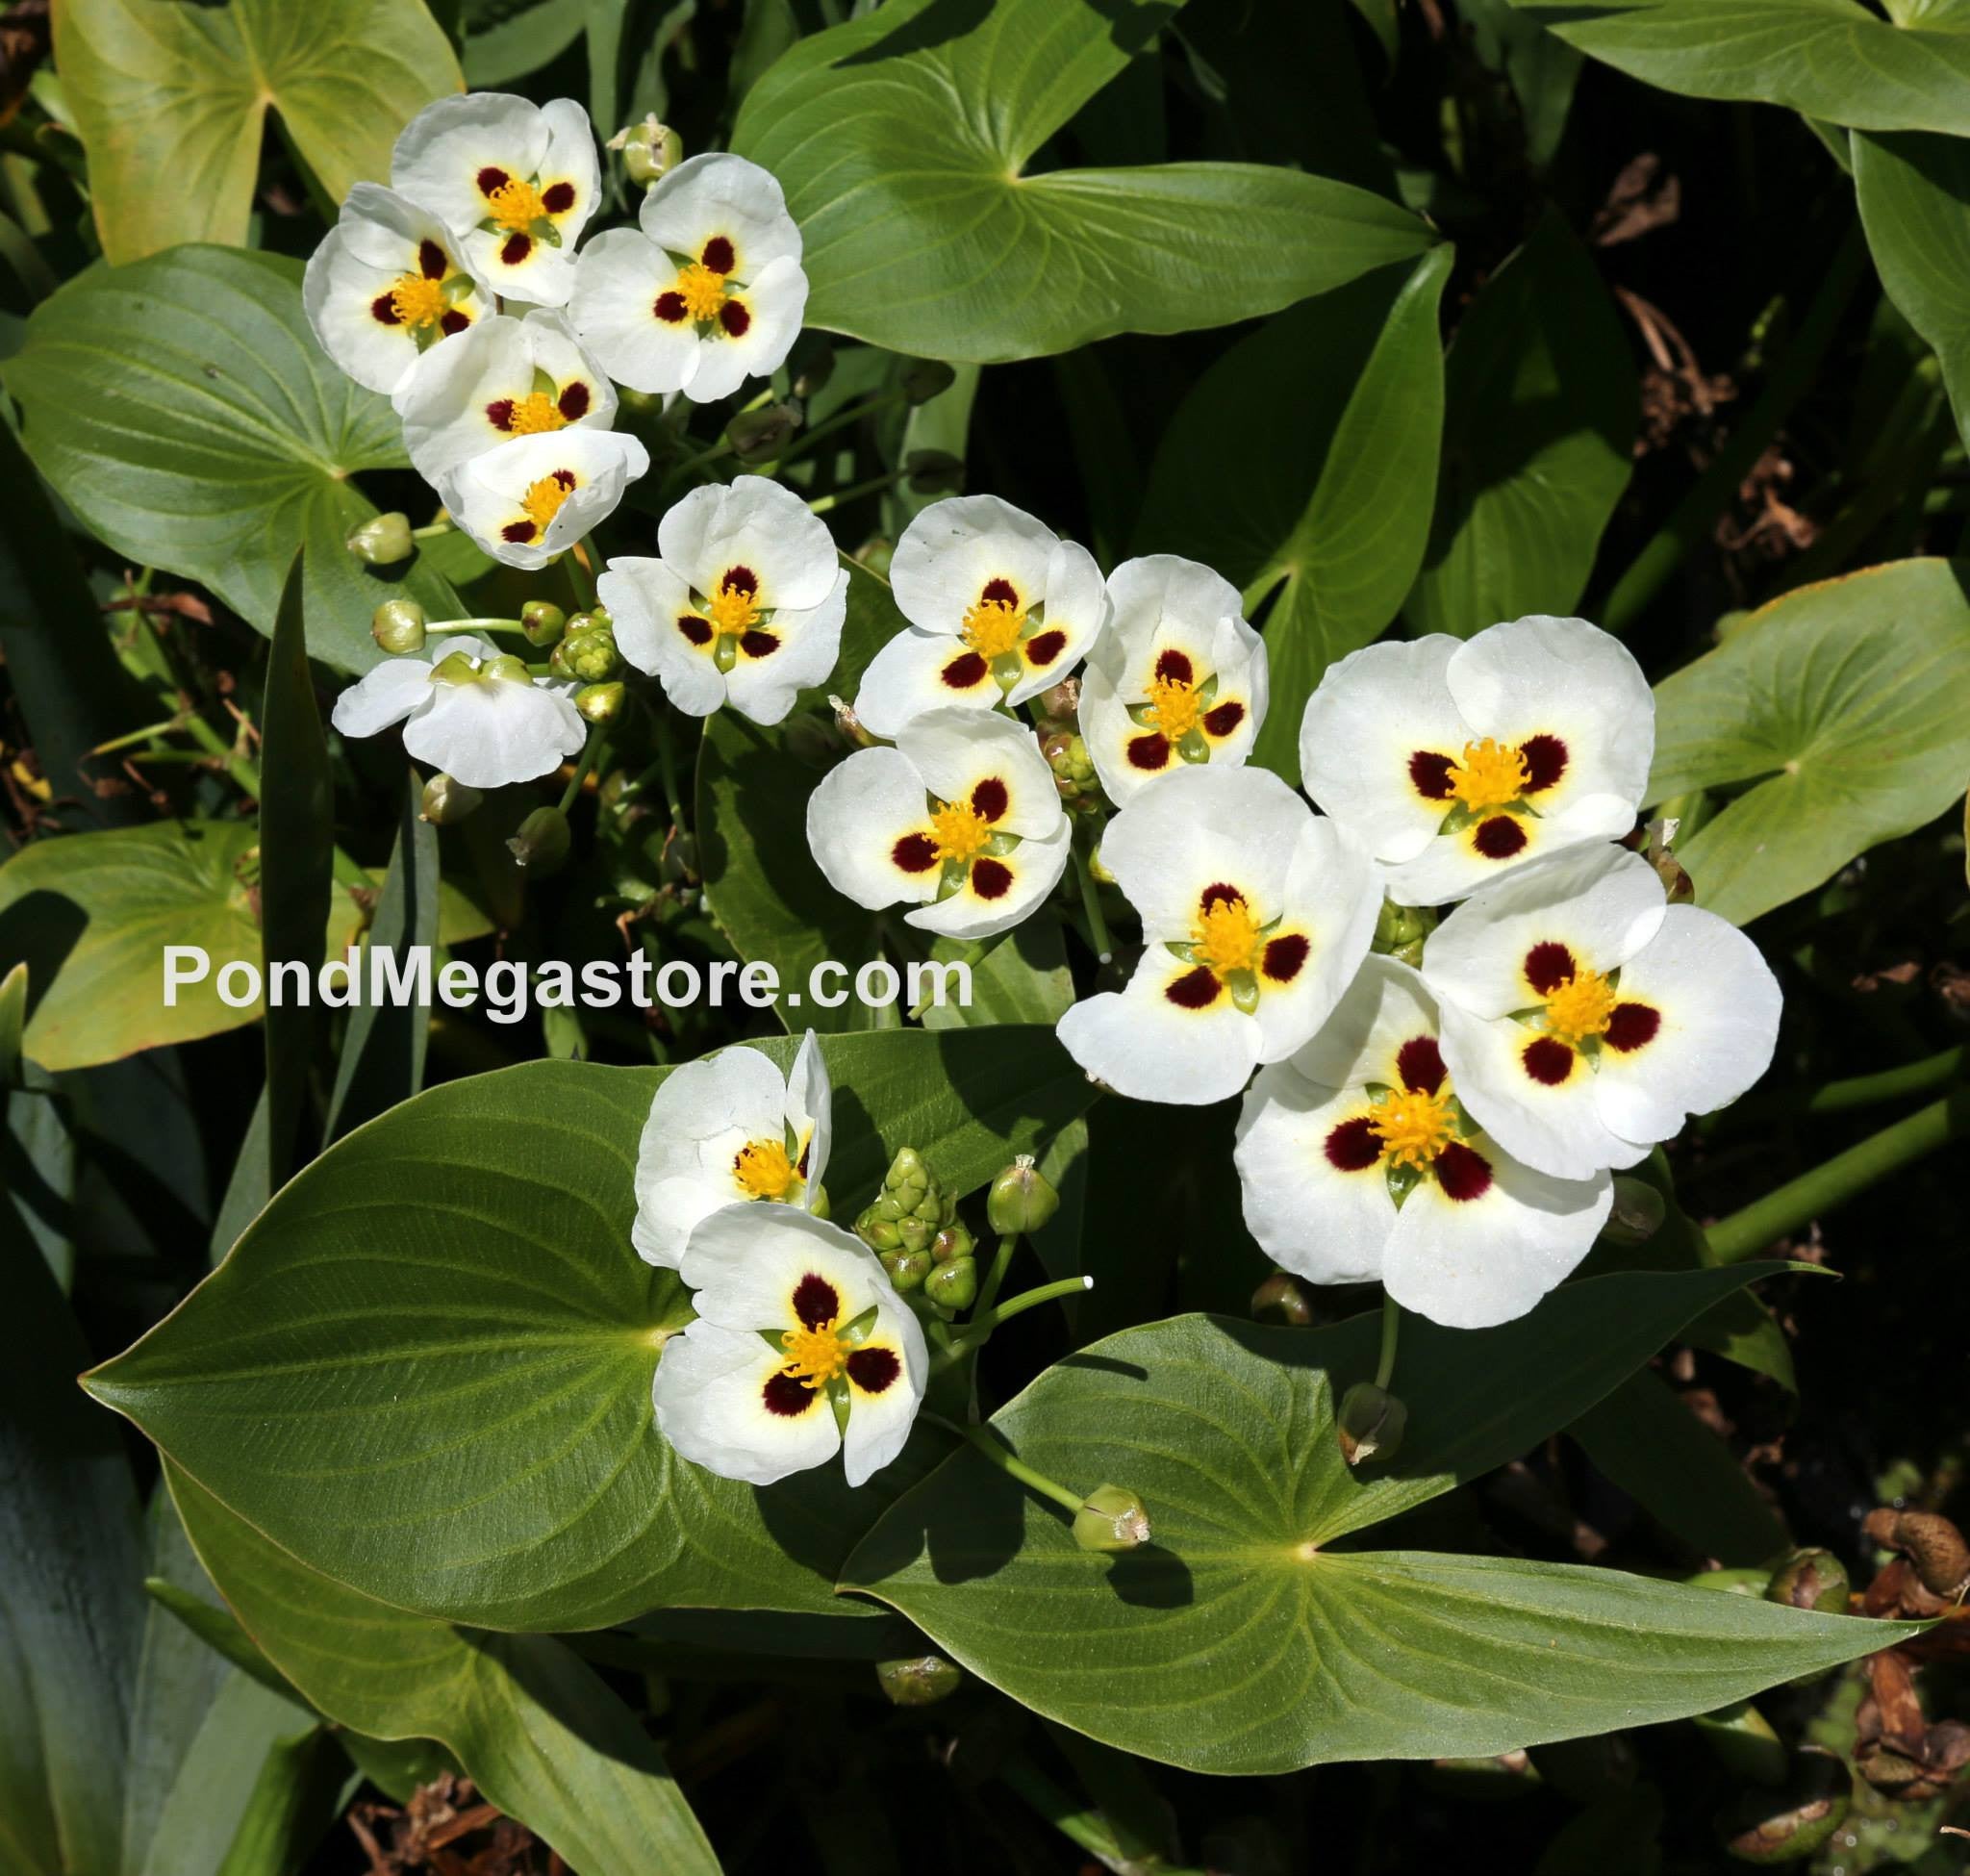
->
(790, 335), (835, 400)
(1250, 1271), (1315, 1327)
(609, 114), (683, 187)
(726, 401), (802, 464)
(923, 1255), (978, 1313)
(856, 1207), (904, 1254)
(553, 623), (620, 683)
(808, 1183), (829, 1222)
(1073, 1483), (1150, 1553)
(1715, 1750), (1851, 1864)
(575, 681), (625, 724)
(347, 511), (413, 565)
(1337, 1381), (1406, 1467)
(874, 1654), (963, 1707)
(904, 447), (965, 494)
(521, 599), (568, 647)
(480, 653), (532, 686)
(1602, 1175), (1667, 1245)
(901, 358), (957, 405)
(879, 1246), (934, 1292)
(419, 773), (482, 824)
(371, 598), (427, 654)
(986, 1154), (1058, 1235)
(1372, 896), (1437, 958)
(886, 1146), (929, 1194)
(895, 1214), (937, 1256)
(428, 648), (480, 687)
(506, 806), (570, 875)
(1764, 1548), (1850, 1615)
(931, 1221), (974, 1264)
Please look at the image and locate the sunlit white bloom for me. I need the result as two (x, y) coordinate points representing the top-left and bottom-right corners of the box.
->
(1056, 766), (1378, 1106)
(1299, 616), (1653, 905)
(806, 708), (1070, 941)
(437, 427), (649, 571)
(303, 184), (489, 394)
(571, 153), (806, 402)
(851, 497), (1108, 737)
(329, 634), (583, 789)
(1235, 957), (1611, 1330)
(393, 308), (617, 485)
(601, 476), (846, 725)
(1079, 554), (1267, 804)
(1421, 844), (1782, 1179)
(632, 1031), (830, 1269)
(391, 92), (598, 307)
(653, 1205), (926, 1487)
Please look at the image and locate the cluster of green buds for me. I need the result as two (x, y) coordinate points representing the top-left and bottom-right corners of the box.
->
(1027, 680), (1104, 814)
(856, 1148), (976, 1307)
(545, 606), (624, 723)
(1370, 896), (1436, 968)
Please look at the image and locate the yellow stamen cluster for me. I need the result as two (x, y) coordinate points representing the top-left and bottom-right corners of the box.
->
(1193, 898), (1262, 976)
(734, 1138), (798, 1201)
(1447, 737), (1530, 811)
(675, 262), (729, 321)
(520, 472), (575, 532)
(505, 392), (568, 436)
(388, 272), (449, 330)
(1372, 1086), (1458, 1173)
(1544, 967), (1618, 1045)
(930, 801), (990, 863)
(1146, 672), (1202, 740)
(961, 596), (1026, 659)
(705, 582), (761, 637)
(778, 1320), (847, 1388)
(487, 177), (548, 232)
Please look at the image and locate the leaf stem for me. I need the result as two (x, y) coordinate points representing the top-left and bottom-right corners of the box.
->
(926, 1412), (1083, 1515)
(972, 1231), (1019, 1324)
(654, 702), (690, 836)
(1375, 1291), (1402, 1391)
(566, 540), (601, 613)
(1705, 1086), (1970, 1264)
(1072, 824), (1113, 964)
(806, 469), (907, 517)
(957, 1276), (1093, 1344)
(557, 727), (609, 815)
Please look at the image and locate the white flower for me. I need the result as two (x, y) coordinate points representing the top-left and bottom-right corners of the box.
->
(1056, 766), (1378, 1106)
(850, 496), (1109, 737)
(393, 308), (618, 486)
(1078, 554), (1268, 804)
(329, 634), (584, 789)
(601, 476), (846, 726)
(303, 184), (489, 395)
(653, 1205), (926, 1487)
(437, 427), (650, 571)
(570, 153), (806, 402)
(1299, 616), (1654, 905)
(1234, 957), (1611, 1330)
(1420, 844), (1782, 1179)
(391, 93), (598, 307)
(806, 708), (1071, 941)
(632, 1031), (831, 1269)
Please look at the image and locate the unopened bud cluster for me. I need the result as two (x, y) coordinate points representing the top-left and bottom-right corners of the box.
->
(857, 1148), (973, 1301)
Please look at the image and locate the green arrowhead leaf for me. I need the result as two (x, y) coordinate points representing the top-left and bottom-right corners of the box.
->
(1511, 0), (1970, 135)
(841, 1274), (1910, 1771)
(85, 1034), (1098, 1631)
(731, 0), (1438, 363)
(2, 246), (461, 674)
(1404, 209), (1635, 639)
(1646, 558), (1970, 925)
(1136, 247), (1452, 785)
(53, 0), (462, 265)
(167, 1465), (719, 1876)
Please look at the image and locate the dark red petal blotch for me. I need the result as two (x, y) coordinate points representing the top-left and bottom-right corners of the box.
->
(1396, 1035), (1447, 1095)
(1324, 1117), (1382, 1172)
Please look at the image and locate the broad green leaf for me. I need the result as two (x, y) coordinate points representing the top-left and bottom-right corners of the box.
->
(919, 922), (1074, 1030)
(167, 1466), (718, 1876)
(696, 562), (908, 1034)
(0, 414), (149, 829)
(259, 557), (332, 1186)
(1570, 1370), (1787, 1566)
(53, 0), (461, 265)
(1136, 247), (1452, 784)
(1, 1233), (144, 1876)
(1403, 209), (1635, 639)
(463, 0), (587, 86)
(209, 1727), (344, 1876)
(1510, 0), (1970, 136)
(844, 1290), (1913, 1772)
(1855, 131), (1970, 453)
(85, 1033), (1098, 1631)
(731, 0), (1437, 363)
(1646, 558), (1970, 925)
(3, 246), (461, 674)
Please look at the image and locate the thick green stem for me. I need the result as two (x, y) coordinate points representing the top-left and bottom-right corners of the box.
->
(927, 1413), (1083, 1515)
(806, 469), (907, 517)
(1072, 825), (1113, 964)
(566, 541), (601, 614)
(655, 704), (690, 836)
(960, 1276), (1092, 1341)
(972, 1231), (1019, 1324)
(557, 727), (609, 815)
(1601, 219), (1867, 635)
(1705, 1087), (1970, 1264)
(1374, 1291), (1402, 1391)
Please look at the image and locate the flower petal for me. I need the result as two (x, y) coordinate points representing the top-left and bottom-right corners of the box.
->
(401, 672), (585, 789)
(786, 1029), (832, 1204)
(652, 1320), (841, 1486)
(1233, 1064), (1396, 1283)
(440, 428), (649, 571)
(1003, 537), (1109, 706)
(679, 1204), (892, 1335)
(638, 152), (803, 283)
(806, 745), (939, 910)
(678, 255), (808, 404)
(392, 91), (549, 237)
(1252, 812), (1379, 1062)
(597, 555), (729, 718)
(1286, 955), (1443, 1097)
(657, 475), (840, 612)
(851, 627), (1000, 738)
(568, 228), (703, 395)
(1057, 947), (1263, 1106)
(895, 708), (1063, 840)
(905, 815), (1071, 941)
(329, 654), (442, 740)
(723, 570), (848, 726)
(891, 494), (1059, 638)
(840, 1299), (928, 1487)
